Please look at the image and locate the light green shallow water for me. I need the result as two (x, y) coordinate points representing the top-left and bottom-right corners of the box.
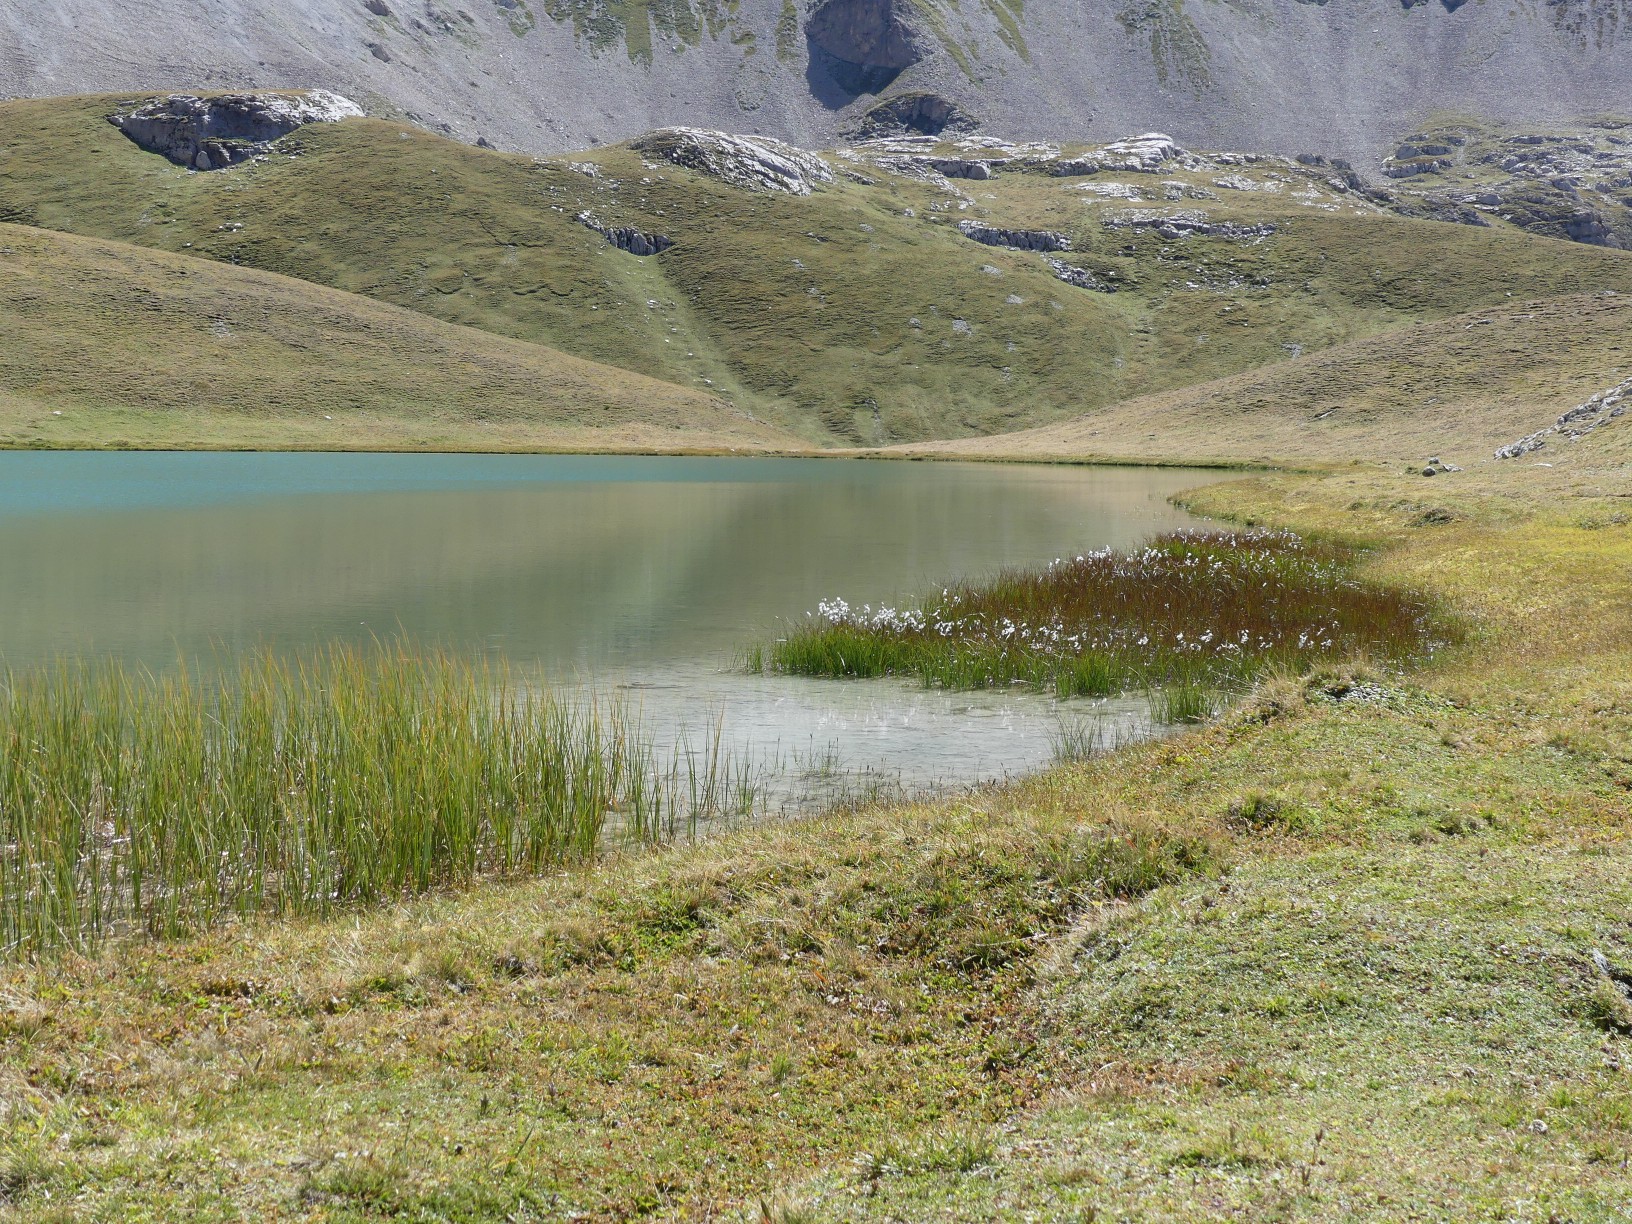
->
(0, 453), (1210, 795)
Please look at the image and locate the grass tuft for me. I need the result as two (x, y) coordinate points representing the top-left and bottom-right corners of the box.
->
(1581, 977), (1632, 1036)
(1151, 680), (1214, 725)
(0, 641), (743, 958)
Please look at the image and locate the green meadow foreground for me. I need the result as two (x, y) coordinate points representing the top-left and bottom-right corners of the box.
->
(1, 460), (1629, 1220)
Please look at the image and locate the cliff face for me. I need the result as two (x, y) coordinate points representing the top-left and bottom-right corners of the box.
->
(2, 0), (1630, 163)
(804, 0), (921, 101)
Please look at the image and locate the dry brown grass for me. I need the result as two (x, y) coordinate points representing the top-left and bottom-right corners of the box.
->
(892, 292), (1632, 468)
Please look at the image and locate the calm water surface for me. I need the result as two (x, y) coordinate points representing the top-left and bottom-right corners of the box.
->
(0, 453), (1210, 796)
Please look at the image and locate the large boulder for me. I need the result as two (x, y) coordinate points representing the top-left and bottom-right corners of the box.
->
(110, 91), (363, 170)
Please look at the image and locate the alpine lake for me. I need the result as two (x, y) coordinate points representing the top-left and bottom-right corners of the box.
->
(0, 452), (1211, 809)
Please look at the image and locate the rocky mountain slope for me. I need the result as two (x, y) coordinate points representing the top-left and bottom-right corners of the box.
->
(4, 0), (1631, 165)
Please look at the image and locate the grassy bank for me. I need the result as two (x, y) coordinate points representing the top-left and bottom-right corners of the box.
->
(0, 464), (1629, 1219)
(809, 465), (1632, 1219)
(755, 530), (1444, 714)
(0, 644), (742, 959)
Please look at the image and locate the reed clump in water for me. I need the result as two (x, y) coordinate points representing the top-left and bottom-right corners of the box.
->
(757, 530), (1450, 710)
(0, 643), (699, 958)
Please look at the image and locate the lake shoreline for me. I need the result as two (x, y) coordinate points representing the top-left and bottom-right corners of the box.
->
(0, 437), (1287, 472)
(3, 460), (1629, 1218)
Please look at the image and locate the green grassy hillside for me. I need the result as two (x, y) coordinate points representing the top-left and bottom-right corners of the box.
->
(902, 290), (1632, 466)
(4, 95), (1632, 446)
(0, 222), (795, 451)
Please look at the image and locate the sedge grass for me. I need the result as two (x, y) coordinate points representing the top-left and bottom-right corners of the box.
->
(759, 530), (1449, 716)
(0, 642), (739, 958)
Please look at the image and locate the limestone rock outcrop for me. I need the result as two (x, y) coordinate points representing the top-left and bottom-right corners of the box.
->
(1374, 125), (1632, 249)
(1050, 133), (1203, 176)
(922, 157), (994, 180)
(1046, 258), (1115, 292)
(1495, 371), (1631, 459)
(630, 128), (833, 195)
(109, 91), (363, 170)
(576, 213), (673, 255)
(1101, 209), (1277, 240)
(957, 220), (1072, 251)
(851, 93), (977, 139)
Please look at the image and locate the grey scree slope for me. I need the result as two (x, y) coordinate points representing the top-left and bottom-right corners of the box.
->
(1, 0), (1628, 162)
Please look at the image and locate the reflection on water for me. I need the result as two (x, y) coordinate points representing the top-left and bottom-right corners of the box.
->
(0, 453), (1210, 795)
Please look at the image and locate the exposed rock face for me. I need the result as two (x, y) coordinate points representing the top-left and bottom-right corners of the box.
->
(1051, 133), (1202, 176)
(865, 152), (996, 180)
(1074, 180), (1146, 199)
(1101, 209), (1278, 240)
(957, 220), (1072, 251)
(852, 93), (977, 139)
(1563, 208), (1621, 247)
(1046, 258), (1115, 292)
(109, 91), (362, 170)
(10, 0), (1632, 163)
(1382, 132), (1463, 178)
(630, 128), (833, 195)
(951, 218), (1116, 290)
(1495, 370), (1631, 459)
(922, 157), (994, 180)
(805, 0), (921, 98)
(576, 213), (673, 255)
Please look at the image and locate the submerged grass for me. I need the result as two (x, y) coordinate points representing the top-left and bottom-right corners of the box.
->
(758, 530), (1448, 711)
(0, 642), (723, 958)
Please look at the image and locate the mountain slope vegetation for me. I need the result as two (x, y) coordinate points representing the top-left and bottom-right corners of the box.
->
(903, 290), (1632, 466)
(0, 220), (791, 451)
(4, 94), (1632, 447)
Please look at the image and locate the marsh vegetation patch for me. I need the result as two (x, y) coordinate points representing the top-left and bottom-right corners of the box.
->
(755, 530), (1450, 709)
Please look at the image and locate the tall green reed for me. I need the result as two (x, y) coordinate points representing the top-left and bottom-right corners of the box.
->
(0, 642), (718, 958)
